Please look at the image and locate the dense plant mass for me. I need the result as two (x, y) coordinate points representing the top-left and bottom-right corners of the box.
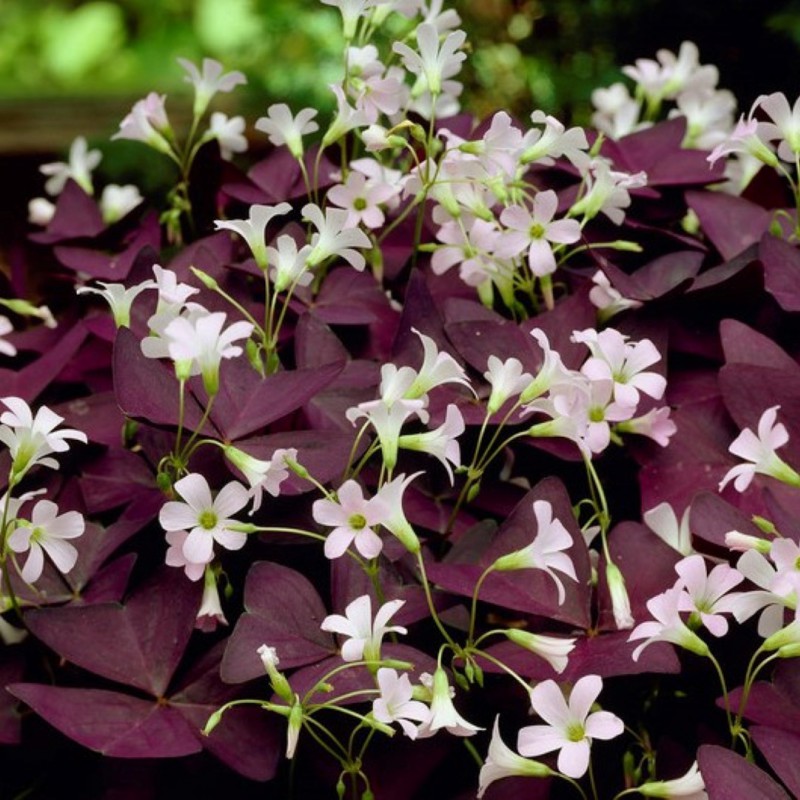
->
(3, 2), (800, 798)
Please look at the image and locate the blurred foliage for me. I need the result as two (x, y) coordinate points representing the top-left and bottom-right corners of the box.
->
(1, 0), (799, 125)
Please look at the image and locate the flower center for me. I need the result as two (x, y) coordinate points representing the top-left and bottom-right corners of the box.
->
(529, 222), (546, 239)
(589, 406), (605, 422)
(29, 526), (44, 545)
(348, 513), (367, 531)
(566, 722), (585, 742)
(199, 510), (218, 530)
(353, 197), (368, 211)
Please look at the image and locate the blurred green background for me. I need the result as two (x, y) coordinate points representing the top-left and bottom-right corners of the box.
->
(2, 0), (799, 154)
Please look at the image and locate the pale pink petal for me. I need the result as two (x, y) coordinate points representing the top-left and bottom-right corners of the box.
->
(174, 474), (213, 512)
(20, 544), (45, 583)
(517, 725), (566, 757)
(557, 739), (591, 778)
(183, 527), (214, 564)
(324, 528), (355, 559)
(40, 538), (78, 574)
(159, 501), (199, 532)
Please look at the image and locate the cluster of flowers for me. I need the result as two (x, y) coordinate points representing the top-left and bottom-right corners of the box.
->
(0, 398), (86, 639)
(5, 0), (800, 797)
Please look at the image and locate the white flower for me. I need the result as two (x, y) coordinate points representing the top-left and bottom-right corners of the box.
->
(214, 202), (292, 269)
(573, 327), (666, 408)
(588, 269), (643, 321)
(637, 760), (707, 798)
(99, 184), (143, 224)
(302, 203), (372, 271)
(207, 112), (248, 160)
(255, 104), (319, 159)
(164, 311), (254, 394)
(644, 502), (694, 556)
(7, 499), (84, 583)
(503, 630), (576, 674)
(484, 356), (534, 415)
(112, 92), (173, 155)
(320, 594), (406, 663)
(76, 279), (156, 328)
(177, 57), (246, 117)
(39, 136), (101, 196)
(372, 668), (431, 738)
(0, 315), (16, 358)
(28, 197), (56, 226)
(159, 474), (250, 564)
(0, 397), (87, 478)
(267, 235), (313, 293)
(478, 716), (553, 798)
(196, 565), (227, 629)
(629, 586), (710, 661)
(398, 404), (465, 484)
(416, 666), (482, 737)
(393, 23), (467, 97)
(674, 555), (743, 637)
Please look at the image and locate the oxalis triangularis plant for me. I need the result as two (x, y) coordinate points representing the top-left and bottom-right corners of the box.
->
(3, 3), (800, 799)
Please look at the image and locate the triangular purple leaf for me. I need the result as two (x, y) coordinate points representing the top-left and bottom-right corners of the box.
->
(24, 567), (201, 696)
(220, 561), (334, 684)
(752, 725), (800, 797)
(698, 744), (791, 800)
(7, 684), (201, 758)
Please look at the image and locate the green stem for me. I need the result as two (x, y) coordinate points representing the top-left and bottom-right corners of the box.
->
(415, 551), (459, 650)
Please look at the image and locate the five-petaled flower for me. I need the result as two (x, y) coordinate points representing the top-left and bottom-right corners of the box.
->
(312, 480), (389, 559)
(320, 594), (406, 664)
(159, 473), (250, 566)
(518, 674), (623, 779)
(719, 405), (800, 492)
(8, 499), (84, 583)
(0, 396), (87, 480)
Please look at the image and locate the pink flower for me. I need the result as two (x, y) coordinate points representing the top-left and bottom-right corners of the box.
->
(7, 499), (84, 583)
(312, 480), (388, 559)
(719, 406), (800, 492)
(223, 445), (296, 514)
(320, 594), (406, 663)
(112, 92), (173, 154)
(327, 170), (396, 229)
(629, 586), (710, 661)
(750, 91), (800, 162)
(492, 499), (578, 604)
(573, 327), (666, 408)
(674, 555), (743, 637)
(159, 474), (250, 565)
(497, 191), (581, 277)
(518, 674), (623, 779)
(164, 530), (209, 581)
(372, 668), (431, 739)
